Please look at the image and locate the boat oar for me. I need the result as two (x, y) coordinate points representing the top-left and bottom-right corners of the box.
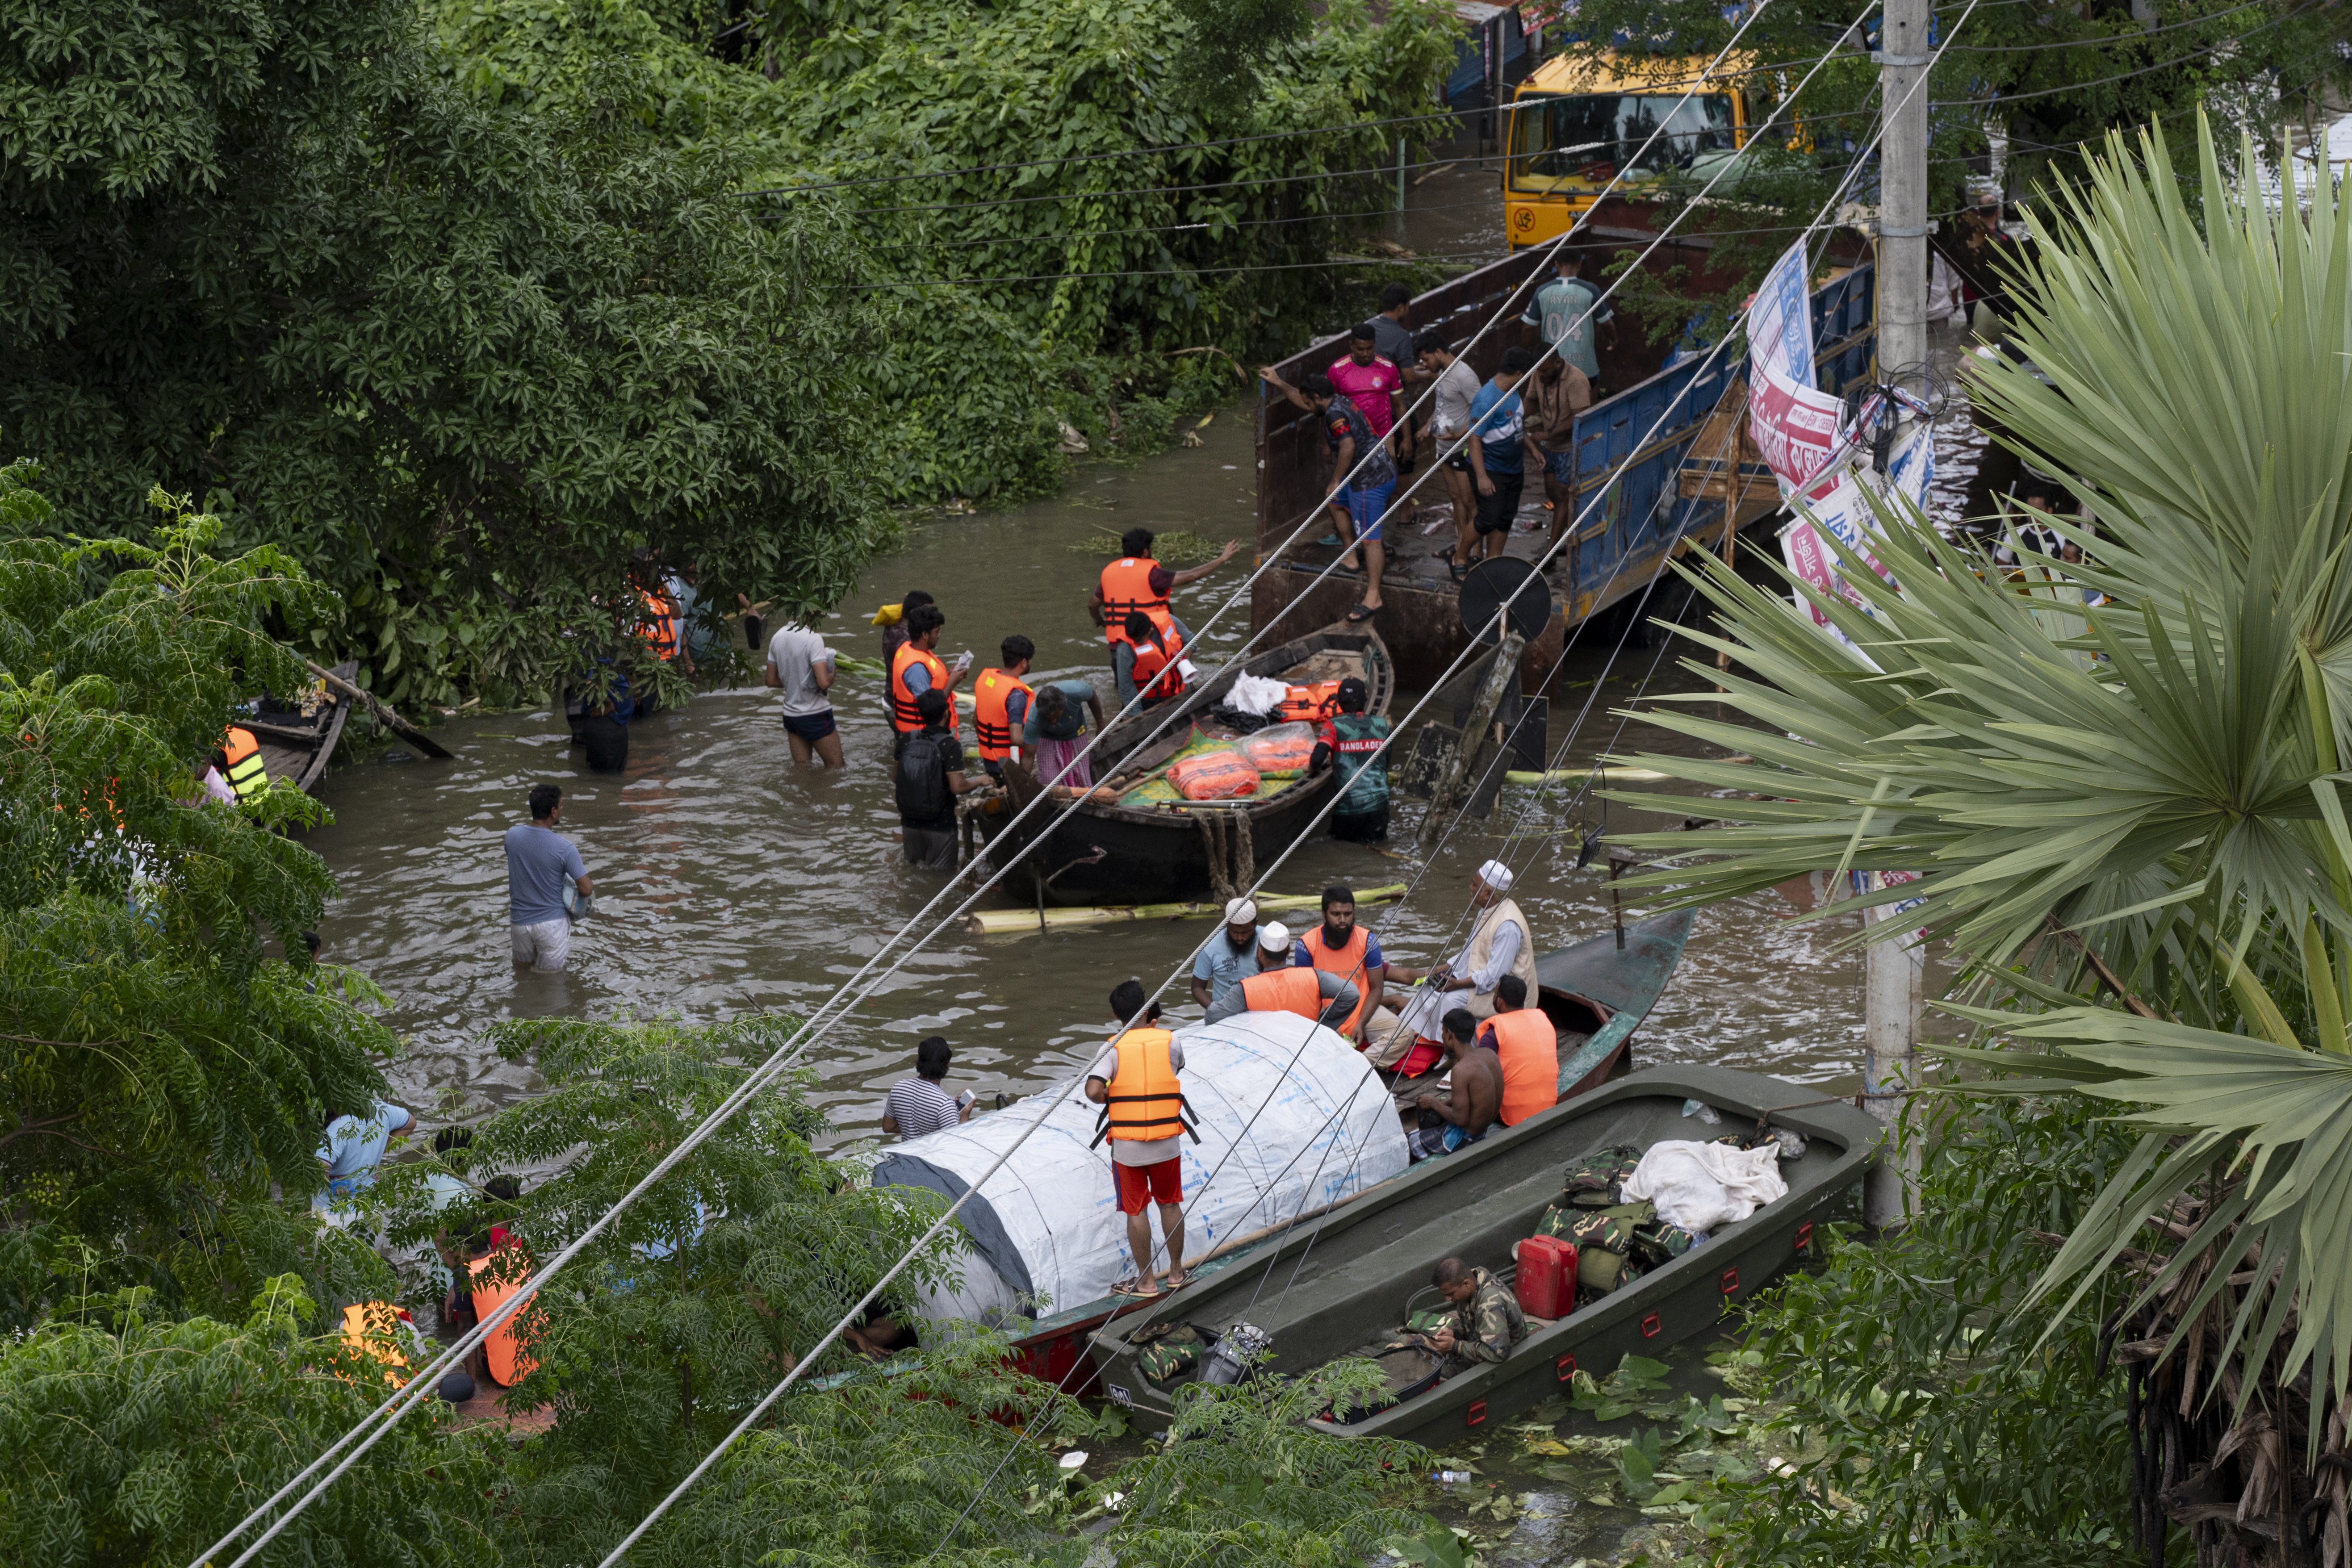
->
(963, 882), (1406, 938)
(306, 660), (454, 761)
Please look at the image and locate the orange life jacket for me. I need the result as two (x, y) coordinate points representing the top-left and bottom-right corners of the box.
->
(1486, 1007), (1558, 1127)
(1093, 1028), (1197, 1146)
(972, 668), (1034, 763)
(1240, 964), (1327, 1020)
(1299, 924), (1374, 1036)
(889, 642), (958, 736)
(639, 587), (682, 662)
(221, 727), (268, 803)
(469, 1254), (538, 1389)
(1129, 629), (1184, 705)
(1275, 680), (1343, 725)
(1099, 557), (1176, 647)
(340, 1301), (412, 1388)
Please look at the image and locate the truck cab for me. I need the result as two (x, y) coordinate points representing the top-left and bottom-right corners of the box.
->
(1502, 53), (1763, 247)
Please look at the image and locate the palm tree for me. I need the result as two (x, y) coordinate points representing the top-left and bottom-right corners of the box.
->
(1614, 117), (2352, 1563)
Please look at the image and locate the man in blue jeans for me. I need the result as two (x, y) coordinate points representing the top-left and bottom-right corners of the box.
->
(1257, 366), (1394, 623)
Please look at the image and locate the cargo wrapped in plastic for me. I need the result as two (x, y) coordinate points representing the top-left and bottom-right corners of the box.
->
(1168, 749), (1261, 800)
(1239, 721), (1318, 777)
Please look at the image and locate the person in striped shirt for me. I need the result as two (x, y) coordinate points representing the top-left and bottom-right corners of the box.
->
(881, 1036), (973, 1138)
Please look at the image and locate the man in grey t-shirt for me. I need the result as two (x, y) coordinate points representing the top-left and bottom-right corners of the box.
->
(765, 619), (843, 769)
(504, 784), (593, 973)
(1416, 332), (1488, 577)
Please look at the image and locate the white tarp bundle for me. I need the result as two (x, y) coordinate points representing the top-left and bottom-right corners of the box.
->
(1622, 1139), (1790, 1233)
(870, 1012), (1408, 1327)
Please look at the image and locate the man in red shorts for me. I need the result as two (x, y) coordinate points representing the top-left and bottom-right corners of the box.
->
(1086, 979), (1198, 1297)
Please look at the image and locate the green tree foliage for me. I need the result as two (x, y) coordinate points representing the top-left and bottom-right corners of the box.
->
(1703, 1097), (2144, 1566)
(0, 1276), (506, 1568)
(0, 465), (398, 1328)
(432, 0), (1464, 502)
(1, 0), (891, 710)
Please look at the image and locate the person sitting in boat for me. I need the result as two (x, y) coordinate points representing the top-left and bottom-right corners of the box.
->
(1480, 975), (1560, 1127)
(1290, 884), (1388, 1048)
(1424, 1254), (1527, 1377)
(1406, 1009), (1502, 1162)
(1203, 923), (1357, 1029)
(1190, 898), (1263, 1010)
(1399, 860), (1537, 1021)
(1113, 611), (1190, 711)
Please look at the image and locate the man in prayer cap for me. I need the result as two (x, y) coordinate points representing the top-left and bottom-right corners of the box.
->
(1433, 861), (1538, 1020)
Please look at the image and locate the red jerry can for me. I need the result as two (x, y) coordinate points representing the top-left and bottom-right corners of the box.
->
(1515, 1235), (1578, 1319)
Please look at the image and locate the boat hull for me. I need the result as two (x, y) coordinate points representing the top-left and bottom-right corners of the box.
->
(1088, 1064), (1873, 1449)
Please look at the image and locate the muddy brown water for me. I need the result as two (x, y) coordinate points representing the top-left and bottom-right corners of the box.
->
(306, 326), (1992, 1143)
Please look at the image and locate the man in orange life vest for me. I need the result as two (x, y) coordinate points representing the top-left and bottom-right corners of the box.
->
(1286, 885), (1390, 1046)
(971, 635), (1037, 782)
(1085, 980), (1198, 1299)
(888, 603), (969, 737)
(1476, 974), (1559, 1128)
(1115, 611), (1189, 710)
(1089, 527), (1237, 661)
(1202, 923), (1359, 1029)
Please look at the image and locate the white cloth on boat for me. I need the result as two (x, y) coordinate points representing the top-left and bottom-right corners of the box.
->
(868, 1013), (1406, 1331)
(1225, 673), (1293, 717)
(1621, 1139), (1788, 1233)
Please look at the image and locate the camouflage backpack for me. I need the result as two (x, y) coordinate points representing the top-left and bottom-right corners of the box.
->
(1405, 1307), (1454, 1336)
(1629, 1219), (1701, 1267)
(1578, 1246), (1641, 1295)
(1561, 1200), (1656, 1256)
(1138, 1324), (1209, 1384)
(1562, 1145), (1643, 1208)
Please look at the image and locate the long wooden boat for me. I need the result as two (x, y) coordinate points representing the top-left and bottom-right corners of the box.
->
(242, 660), (359, 795)
(979, 623), (1394, 907)
(1088, 1064), (1874, 1448)
(998, 908), (1695, 1393)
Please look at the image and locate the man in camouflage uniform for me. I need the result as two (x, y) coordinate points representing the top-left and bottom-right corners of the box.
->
(1425, 1255), (1527, 1376)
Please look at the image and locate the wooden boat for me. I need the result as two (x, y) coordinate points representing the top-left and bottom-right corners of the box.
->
(240, 661), (359, 794)
(1088, 1064), (1875, 1448)
(979, 623), (1394, 907)
(999, 908), (1695, 1392)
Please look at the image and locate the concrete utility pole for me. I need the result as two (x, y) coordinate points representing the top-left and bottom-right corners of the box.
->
(1875, 0), (1933, 402)
(1862, 877), (1924, 1225)
(1861, 0), (1933, 1229)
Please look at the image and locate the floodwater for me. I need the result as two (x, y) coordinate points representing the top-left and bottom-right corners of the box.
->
(309, 319), (1990, 1141)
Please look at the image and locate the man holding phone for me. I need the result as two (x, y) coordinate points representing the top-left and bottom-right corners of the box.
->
(881, 1035), (976, 1137)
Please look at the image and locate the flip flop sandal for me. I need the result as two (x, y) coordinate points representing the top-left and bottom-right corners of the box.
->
(1346, 603), (1379, 623)
(1109, 1279), (1162, 1299)
(1161, 1272), (1191, 1291)
(1448, 557), (1473, 583)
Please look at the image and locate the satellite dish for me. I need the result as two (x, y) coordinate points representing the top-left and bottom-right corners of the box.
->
(1458, 557), (1553, 647)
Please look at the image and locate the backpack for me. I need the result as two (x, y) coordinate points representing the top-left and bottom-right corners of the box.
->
(894, 731), (950, 821)
(1562, 1145), (1642, 1208)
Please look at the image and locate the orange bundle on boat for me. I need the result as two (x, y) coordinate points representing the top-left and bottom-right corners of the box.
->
(1239, 721), (1318, 777)
(1168, 749), (1263, 801)
(1274, 680), (1343, 724)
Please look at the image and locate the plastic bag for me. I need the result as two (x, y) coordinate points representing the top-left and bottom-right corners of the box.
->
(1168, 749), (1262, 801)
(1239, 721), (1317, 777)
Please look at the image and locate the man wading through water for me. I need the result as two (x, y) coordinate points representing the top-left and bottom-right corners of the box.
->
(1310, 676), (1390, 842)
(1087, 981), (1197, 1299)
(894, 689), (977, 869)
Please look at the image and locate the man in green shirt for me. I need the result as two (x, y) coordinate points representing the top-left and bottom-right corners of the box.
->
(1522, 250), (1617, 389)
(1311, 677), (1390, 842)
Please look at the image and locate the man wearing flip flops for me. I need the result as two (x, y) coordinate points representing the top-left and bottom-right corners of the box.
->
(1087, 980), (1199, 1299)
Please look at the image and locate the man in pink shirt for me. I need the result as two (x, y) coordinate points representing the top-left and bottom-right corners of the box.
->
(1326, 322), (1405, 447)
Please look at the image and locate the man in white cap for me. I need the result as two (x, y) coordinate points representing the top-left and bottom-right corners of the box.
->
(1439, 861), (1539, 1019)
(1189, 896), (1263, 1010)
(1204, 922), (1360, 1027)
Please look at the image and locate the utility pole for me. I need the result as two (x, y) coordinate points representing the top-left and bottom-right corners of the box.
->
(1859, 0), (1934, 1229)
(1875, 0), (1932, 402)
(1862, 877), (1924, 1225)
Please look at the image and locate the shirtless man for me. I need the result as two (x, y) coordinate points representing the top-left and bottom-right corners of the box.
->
(1405, 1009), (1502, 1162)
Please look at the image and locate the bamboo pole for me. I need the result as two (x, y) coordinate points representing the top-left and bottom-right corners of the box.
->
(1504, 753), (1753, 786)
(306, 661), (453, 760)
(963, 882), (1406, 937)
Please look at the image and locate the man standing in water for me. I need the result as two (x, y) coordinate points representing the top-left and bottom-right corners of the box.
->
(505, 784), (593, 973)
(764, 615), (843, 768)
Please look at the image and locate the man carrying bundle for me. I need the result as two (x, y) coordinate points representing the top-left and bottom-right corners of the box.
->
(1203, 922), (1358, 1028)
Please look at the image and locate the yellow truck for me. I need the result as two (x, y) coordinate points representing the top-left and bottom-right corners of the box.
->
(1502, 53), (1773, 247)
